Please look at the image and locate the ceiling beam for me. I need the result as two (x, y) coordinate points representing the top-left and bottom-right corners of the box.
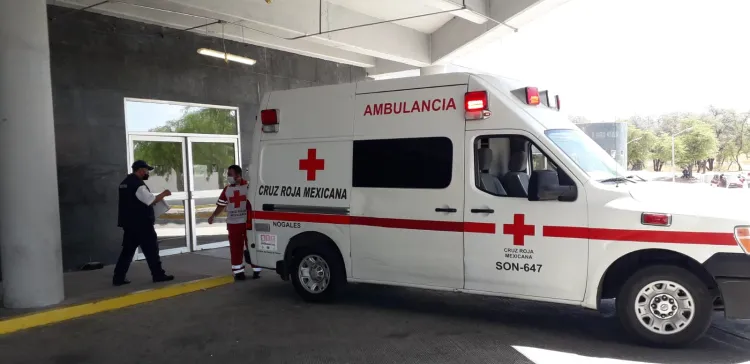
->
(430, 0), (571, 64)
(52, 0), (377, 67)
(424, 0), (490, 24)
(154, 0), (431, 67)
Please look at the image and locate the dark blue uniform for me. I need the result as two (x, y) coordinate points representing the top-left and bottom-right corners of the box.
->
(113, 173), (165, 283)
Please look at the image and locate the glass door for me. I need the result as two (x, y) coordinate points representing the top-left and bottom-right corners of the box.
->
(187, 137), (240, 251)
(128, 136), (190, 258)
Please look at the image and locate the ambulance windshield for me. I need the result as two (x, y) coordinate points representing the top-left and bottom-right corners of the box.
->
(544, 128), (622, 180)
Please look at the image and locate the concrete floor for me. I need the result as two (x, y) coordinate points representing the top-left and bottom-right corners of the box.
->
(2, 273), (749, 364)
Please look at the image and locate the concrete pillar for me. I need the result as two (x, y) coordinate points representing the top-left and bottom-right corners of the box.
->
(420, 65), (448, 76)
(0, 0), (64, 308)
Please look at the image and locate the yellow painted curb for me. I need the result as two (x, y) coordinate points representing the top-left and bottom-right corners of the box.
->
(0, 275), (234, 335)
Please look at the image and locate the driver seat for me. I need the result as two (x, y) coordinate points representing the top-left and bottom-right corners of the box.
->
(502, 151), (530, 197)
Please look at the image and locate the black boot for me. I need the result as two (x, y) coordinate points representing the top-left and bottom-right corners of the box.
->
(153, 274), (175, 283)
(234, 272), (247, 281)
(252, 271), (261, 279)
(113, 279), (131, 287)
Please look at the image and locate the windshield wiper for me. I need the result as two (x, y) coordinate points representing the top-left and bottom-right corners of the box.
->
(599, 177), (637, 183)
(625, 174), (647, 182)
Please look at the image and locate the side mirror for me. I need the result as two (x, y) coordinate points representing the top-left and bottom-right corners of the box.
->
(528, 170), (577, 201)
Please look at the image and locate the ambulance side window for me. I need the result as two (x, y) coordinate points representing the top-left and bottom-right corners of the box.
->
(353, 137), (453, 189)
(474, 135), (567, 199)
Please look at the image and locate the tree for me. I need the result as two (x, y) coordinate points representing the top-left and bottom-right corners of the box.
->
(627, 127), (656, 170)
(651, 134), (682, 172)
(133, 107), (238, 190)
(675, 119), (717, 176)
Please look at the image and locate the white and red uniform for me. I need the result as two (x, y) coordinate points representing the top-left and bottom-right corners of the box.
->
(217, 179), (260, 275)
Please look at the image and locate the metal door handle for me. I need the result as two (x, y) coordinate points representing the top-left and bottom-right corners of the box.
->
(471, 208), (494, 214)
(435, 207), (458, 213)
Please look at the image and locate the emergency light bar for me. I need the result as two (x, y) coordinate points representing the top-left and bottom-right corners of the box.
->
(465, 91), (491, 120)
(512, 87), (560, 111)
(261, 109), (279, 133)
(526, 87), (540, 106)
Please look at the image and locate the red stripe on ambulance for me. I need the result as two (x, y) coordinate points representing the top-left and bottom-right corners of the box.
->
(254, 211), (493, 233)
(543, 226), (736, 246)
(254, 211), (735, 246)
(363, 98), (457, 116)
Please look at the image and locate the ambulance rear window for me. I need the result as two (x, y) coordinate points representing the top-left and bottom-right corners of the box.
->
(353, 137), (453, 189)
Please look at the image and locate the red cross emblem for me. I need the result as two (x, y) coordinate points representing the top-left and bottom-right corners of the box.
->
(503, 214), (535, 246)
(228, 189), (245, 208)
(299, 148), (325, 181)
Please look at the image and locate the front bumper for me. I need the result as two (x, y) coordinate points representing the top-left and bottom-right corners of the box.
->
(703, 253), (750, 319)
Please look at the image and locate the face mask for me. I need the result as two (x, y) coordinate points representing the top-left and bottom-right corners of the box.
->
(227, 176), (236, 185)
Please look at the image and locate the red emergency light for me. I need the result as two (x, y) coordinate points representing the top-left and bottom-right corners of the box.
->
(526, 87), (540, 106)
(464, 91), (491, 120)
(261, 109), (279, 133)
(641, 212), (671, 227)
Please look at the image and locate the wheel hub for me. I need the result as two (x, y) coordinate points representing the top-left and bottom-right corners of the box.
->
(649, 294), (678, 319)
(297, 254), (331, 294)
(634, 280), (695, 335)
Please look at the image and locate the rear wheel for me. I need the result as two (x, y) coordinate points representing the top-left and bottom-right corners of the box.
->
(616, 265), (712, 347)
(290, 245), (344, 302)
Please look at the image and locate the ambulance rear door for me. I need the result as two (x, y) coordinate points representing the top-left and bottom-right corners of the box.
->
(350, 83), (467, 288)
(252, 84), (355, 272)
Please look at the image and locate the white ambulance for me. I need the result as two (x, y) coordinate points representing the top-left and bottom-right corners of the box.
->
(248, 72), (750, 347)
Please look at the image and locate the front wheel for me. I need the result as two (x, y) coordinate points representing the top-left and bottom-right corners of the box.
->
(616, 265), (713, 347)
(290, 246), (343, 302)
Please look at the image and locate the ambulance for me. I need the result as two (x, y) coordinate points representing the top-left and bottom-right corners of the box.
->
(247, 72), (750, 347)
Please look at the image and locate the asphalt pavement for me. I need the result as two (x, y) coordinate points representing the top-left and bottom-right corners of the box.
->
(2, 277), (749, 364)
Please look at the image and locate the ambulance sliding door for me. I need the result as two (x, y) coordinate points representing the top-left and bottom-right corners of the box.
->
(350, 85), (466, 289)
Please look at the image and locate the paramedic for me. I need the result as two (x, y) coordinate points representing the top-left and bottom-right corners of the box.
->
(208, 165), (262, 280)
(113, 160), (175, 286)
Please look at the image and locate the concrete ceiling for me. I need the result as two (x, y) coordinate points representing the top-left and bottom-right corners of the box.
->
(49, 0), (570, 75)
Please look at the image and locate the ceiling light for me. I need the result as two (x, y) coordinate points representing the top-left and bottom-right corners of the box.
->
(197, 48), (256, 66)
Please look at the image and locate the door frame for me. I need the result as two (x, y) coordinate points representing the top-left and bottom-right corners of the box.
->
(187, 136), (241, 251)
(127, 135), (191, 259)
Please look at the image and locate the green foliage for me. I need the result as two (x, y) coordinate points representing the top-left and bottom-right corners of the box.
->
(133, 107), (238, 190)
(574, 106), (747, 172)
(627, 127), (656, 169)
(675, 119), (717, 167)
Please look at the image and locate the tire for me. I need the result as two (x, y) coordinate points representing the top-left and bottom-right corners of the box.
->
(616, 265), (712, 347)
(290, 245), (344, 303)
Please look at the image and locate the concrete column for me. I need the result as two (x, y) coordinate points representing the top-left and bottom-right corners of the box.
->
(420, 65), (448, 76)
(0, 0), (64, 308)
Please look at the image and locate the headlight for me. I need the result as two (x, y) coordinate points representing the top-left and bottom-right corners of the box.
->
(733, 226), (750, 254)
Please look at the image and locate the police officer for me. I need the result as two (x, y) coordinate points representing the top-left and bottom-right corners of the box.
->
(113, 160), (175, 286)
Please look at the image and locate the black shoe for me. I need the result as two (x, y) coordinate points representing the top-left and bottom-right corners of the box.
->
(234, 272), (247, 281)
(252, 271), (261, 279)
(153, 274), (175, 283)
(113, 279), (131, 287)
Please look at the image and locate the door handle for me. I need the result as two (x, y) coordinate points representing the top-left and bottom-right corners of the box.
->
(435, 207), (458, 213)
(471, 208), (495, 214)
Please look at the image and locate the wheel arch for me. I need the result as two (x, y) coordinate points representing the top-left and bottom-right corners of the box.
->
(282, 231), (347, 280)
(596, 248), (718, 310)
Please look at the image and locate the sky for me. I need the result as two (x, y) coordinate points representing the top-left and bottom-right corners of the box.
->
(454, 0), (750, 122)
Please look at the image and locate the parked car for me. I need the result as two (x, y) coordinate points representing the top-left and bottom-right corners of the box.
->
(710, 173), (745, 188)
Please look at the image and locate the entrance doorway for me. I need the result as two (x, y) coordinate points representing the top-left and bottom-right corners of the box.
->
(124, 99), (241, 258)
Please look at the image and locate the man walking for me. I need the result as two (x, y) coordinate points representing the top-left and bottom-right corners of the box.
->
(208, 165), (261, 281)
(113, 160), (175, 286)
